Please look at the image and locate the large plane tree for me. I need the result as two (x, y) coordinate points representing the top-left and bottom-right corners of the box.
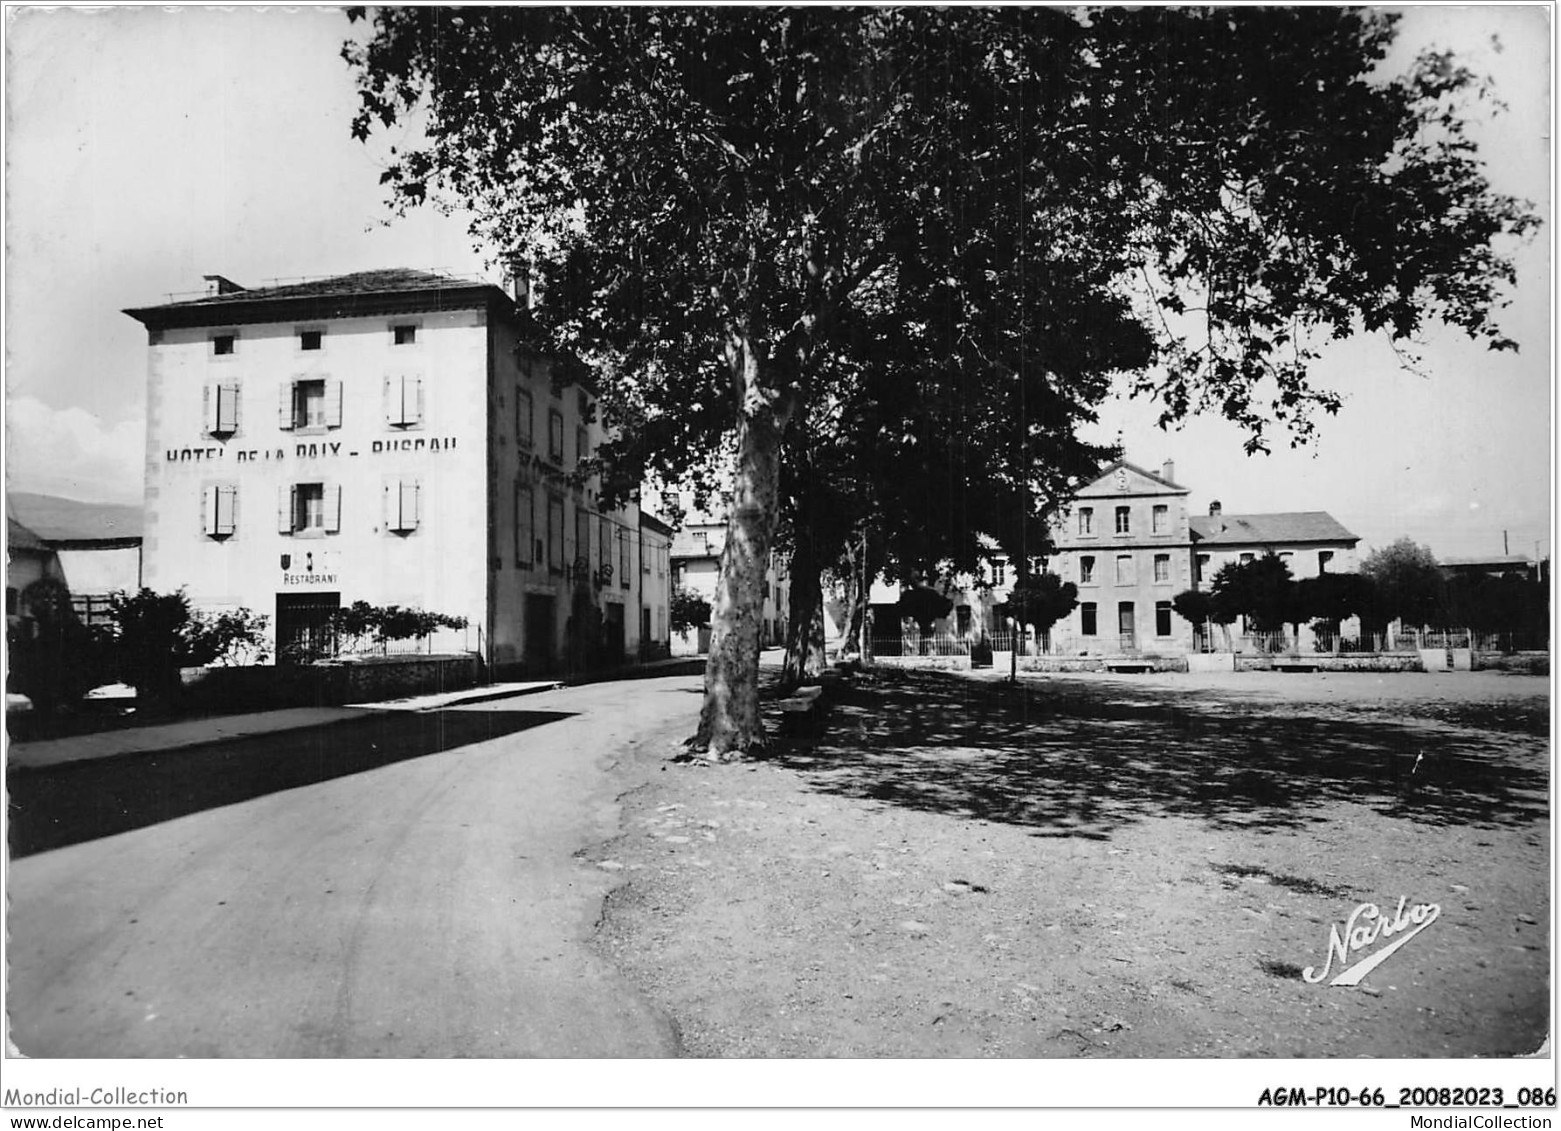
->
(346, 7), (1536, 758)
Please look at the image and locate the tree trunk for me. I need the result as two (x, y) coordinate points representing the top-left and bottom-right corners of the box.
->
(695, 340), (788, 759)
(782, 535), (826, 685)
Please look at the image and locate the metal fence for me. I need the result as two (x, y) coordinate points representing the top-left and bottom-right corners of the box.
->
(868, 632), (1057, 657)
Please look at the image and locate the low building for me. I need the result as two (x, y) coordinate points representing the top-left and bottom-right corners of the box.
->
(5, 516), (65, 633)
(666, 503), (789, 654)
(123, 267), (666, 676)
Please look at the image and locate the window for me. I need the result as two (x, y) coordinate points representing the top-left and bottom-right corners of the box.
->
(5, 587), (16, 616)
(393, 324), (417, 346)
(1153, 505), (1168, 534)
(1079, 555), (1096, 585)
(619, 527), (630, 587)
(280, 378), (342, 431)
(547, 497), (565, 571)
(1195, 554), (1210, 583)
(578, 390), (592, 419)
(279, 483), (340, 535)
(576, 426), (590, 468)
(1154, 554), (1170, 583)
(204, 381), (240, 436)
(213, 334), (235, 356)
(385, 374), (424, 427)
(1078, 507), (1094, 536)
(1319, 550), (1334, 574)
(1239, 552), (1255, 565)
(1116, 554), (1134, 585)
(992, 558), (1007, 587)
(1080, 602), (1097, 636)
(515, 483), (535, 567)
(300, 330), (323, 351)
(601, 517), (613, 577)
(548, 409), (565, 463)
(202, 484), (237, 538)
(386, 479), (420, 533)
(516, 388), (534, 450)
(1156, 601), (1173, 636)
(574, 507), (590, 571)
(1115, 506), (1131, 534)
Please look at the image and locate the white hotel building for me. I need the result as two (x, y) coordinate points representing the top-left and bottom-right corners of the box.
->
(125, 268), (672, 675)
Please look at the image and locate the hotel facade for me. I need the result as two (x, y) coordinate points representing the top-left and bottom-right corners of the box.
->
(125, 269), (671, 675)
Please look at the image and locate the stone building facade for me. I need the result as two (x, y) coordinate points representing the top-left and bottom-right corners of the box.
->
(1045, 459), (1360, 655)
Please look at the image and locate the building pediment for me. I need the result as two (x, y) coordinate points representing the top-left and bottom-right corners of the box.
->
(1075, 460), (1188, 499)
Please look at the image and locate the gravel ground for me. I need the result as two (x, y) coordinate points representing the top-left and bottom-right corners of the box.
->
(589, 667), (1549, 1058)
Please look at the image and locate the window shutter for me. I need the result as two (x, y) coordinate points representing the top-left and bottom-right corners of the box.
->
(397, 481), (420, 530)
(222, 382), (240, 433)
(203, 385), (216, 435)
(279, 484), (295, 533)
(201, 484), (214, 535)
(325, 483), (342, 532)
(383, 376), (394, 426)
(325, 380), (344, 428)
(412, 377), (424, 426)
(279, 382), (296, 430)
(225, 485), (238, 536)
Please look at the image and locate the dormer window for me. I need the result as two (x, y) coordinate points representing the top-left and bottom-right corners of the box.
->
(300, 330), (323, 351)
(394, 324), (417, 346)
(213, 334), (235, 356)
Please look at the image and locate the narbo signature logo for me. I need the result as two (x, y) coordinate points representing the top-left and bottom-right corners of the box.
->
(1303, 897), (1441, 986)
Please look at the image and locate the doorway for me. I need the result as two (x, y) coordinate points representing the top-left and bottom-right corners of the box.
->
(276, 592), (340, 664)
(1118, 601), (1137, 654)
(524, 594), (556, 673)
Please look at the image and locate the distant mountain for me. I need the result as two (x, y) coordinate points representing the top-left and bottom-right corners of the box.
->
(6, 492), (143, 542)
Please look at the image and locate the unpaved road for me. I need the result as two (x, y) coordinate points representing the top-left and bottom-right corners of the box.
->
(590, 667), (1550, 1057)
(7, 678), (701, 1057)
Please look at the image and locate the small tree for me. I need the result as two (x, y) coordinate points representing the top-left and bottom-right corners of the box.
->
(1295, 572), (1376, 649)
(670, 587), (713, 635)
(1361, 538), (1443, 634)
(1209, 554), (1296, 647)
(9, 577), (106, 712)
(897, 584), (954, 654)
(103, 588), (268, 705)
(996, 573), (1078, 655)
(1171, 589), (1230, 652)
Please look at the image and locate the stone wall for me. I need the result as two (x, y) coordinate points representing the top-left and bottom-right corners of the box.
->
(183, 654), (481, 711)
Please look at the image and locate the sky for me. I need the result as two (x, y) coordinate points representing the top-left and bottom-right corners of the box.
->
(3, 5), (1553, 564)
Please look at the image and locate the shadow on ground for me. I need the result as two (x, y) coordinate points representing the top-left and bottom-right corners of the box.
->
(764, 670), (1548, 839)
(7, 708), (574, 858)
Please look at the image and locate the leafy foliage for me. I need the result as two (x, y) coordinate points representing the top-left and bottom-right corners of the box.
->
(1361, 538), (1444, 629)
(670, 586), (713, 634)
(7, 578), (106, 711)
(344, 8), (1538, 748)
(103, 588), (270, 703)
(896, 585), (954, 634)
(329, 601), (468, 654)
(1208, 554), (1297, 633)
(995, 573), (1079, 634)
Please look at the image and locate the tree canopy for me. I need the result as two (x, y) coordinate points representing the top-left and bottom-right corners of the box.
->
(346, 6), (1537, 755)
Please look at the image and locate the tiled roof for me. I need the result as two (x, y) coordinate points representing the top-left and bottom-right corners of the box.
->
(1190, 511), (1358, 546)
(7, 515), (51, 553)
(1440, 554), (1532, 568)
(153, 268), (484, 310)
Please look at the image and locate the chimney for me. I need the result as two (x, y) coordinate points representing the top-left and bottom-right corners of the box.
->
(202, 274), (245, 296)
(1208, 500), (1221, 516)
(504, 253), (534, 309)
(1161, 459), (1176, 483)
